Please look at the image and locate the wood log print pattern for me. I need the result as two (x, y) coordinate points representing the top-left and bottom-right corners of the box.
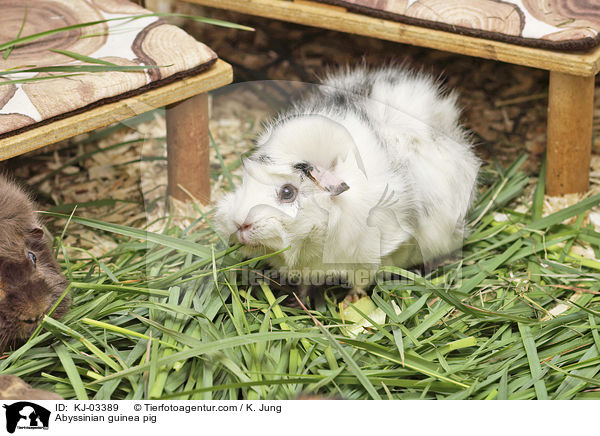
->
(92, 0), (149, 14)
(0, 0), (217, 136)
(406, 0), (524, 36)
(316, 0), (600, 50)
(22, 57), (148, 120)
(0, 0), (107, 70)
(133, 21), (220, 82)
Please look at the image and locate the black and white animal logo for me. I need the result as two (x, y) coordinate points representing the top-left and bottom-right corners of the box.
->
(3, 402), (51, 433)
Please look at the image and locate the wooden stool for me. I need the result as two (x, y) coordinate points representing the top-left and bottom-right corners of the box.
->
(0, 0), (233, 204)
(187, 0), (600, 196)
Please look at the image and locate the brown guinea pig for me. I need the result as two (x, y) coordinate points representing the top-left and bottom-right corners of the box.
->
(0, 175), (69, 353)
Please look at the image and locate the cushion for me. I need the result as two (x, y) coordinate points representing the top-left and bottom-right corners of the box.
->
(0, 0), (217, 138)
(315, 0), (600, 50)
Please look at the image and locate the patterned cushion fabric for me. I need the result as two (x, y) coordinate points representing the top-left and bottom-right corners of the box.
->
(0, 0), (217, 138)
(315, 0), (600, 50)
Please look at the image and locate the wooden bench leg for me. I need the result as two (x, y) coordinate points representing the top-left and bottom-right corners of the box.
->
(166, 93), (210, 204)
(546, 71), (595, 196)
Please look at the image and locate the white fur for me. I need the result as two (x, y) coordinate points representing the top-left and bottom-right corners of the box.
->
(216, 66), (480, 287)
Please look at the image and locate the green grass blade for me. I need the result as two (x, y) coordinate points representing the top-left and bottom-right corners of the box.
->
(40, 212), (211, 257)
(4, 4), (27, 60)
(54, 344), (89, 400)
(518, 323), (548, 400)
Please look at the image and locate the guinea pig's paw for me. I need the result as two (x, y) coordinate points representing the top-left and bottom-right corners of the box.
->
(342, 286), (368, 306)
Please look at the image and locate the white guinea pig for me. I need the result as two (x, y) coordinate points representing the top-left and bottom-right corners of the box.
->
(216, 66), (480, 300)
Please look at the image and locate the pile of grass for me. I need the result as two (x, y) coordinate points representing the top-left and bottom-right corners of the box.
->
(2, 154), (600, 400)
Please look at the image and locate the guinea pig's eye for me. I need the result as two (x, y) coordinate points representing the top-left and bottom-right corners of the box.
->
(278, 184), (298, 203)
(28, 251), (37, 267)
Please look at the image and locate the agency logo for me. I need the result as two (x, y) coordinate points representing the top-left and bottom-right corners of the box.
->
(2, 402), (51, 434)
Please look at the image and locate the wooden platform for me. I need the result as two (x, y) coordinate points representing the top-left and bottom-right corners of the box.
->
(0, 59), (232, 203)
(188, 0), (600, 76)
(0, 59), (232, 161)
(187, 0), (599, 196)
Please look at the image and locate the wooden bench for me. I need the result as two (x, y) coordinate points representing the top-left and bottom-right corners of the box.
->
(0, 0), (233, 204)
(186, 0), (600, 196)
(0, 60), (232, 203)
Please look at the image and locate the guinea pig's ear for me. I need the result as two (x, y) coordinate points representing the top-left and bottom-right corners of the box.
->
(28, 227), (44, 239)
(293, 161), (349, 196)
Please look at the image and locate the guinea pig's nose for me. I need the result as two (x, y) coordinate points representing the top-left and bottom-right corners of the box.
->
(236, 222), (252, 232)
(235, 222), (253, 245)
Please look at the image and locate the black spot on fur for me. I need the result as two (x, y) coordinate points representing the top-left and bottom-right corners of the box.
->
(331, 182), (350, 196)
(292, 161), (313, 178)
(250, 153), (273, 164)
(257, 154), (273, 164)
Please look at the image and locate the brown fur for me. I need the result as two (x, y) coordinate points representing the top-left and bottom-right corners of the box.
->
(0, 175), (69, 353)
(0, 375), (62, 400)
